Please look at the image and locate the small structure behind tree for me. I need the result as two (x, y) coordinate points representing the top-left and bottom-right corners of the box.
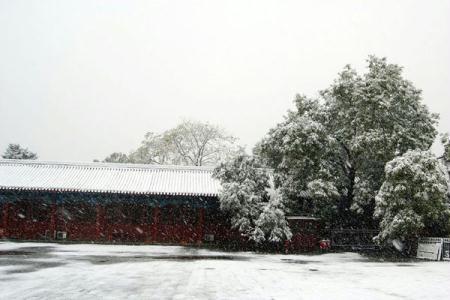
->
(284, 216), (321, 252)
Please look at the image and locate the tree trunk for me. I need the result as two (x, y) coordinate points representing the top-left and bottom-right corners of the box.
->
(338, 166), (355, 227)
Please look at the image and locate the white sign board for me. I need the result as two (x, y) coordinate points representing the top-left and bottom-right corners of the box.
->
(417, 238), (442, 261)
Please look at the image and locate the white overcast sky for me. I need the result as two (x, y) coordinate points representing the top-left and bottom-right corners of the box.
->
(0, 0), (449, 161)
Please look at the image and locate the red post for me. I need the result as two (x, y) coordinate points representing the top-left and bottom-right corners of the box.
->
(49, 202), (57, 239)
(197, 207), (205, 244)
(152, 207), (160, 242)
(96, 203), (105, 240)
(2, 203), (9, 238)
(142, 204), (149, 243)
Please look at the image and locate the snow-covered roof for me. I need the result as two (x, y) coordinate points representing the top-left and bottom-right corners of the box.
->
(0, 160), (220, 197)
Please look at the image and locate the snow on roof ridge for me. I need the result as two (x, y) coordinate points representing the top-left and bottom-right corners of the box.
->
(0, 159), (215, 172)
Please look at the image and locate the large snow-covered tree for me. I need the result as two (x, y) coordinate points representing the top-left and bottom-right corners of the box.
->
(104, 120), (243, 166)
(2, 144), (38, 160)
(213, 155), (292, 243)
(374, 150), (450, 244)
(260, 56), (438, 227)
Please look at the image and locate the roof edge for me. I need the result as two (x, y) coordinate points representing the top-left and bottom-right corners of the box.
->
(0, 186), (218, 197)
(0, 159), (216, 172)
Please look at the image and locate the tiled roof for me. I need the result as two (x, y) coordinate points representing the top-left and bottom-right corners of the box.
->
(0, 160), (220, 196)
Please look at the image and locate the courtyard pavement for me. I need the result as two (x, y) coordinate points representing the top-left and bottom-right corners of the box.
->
(0, 241), (449, 299)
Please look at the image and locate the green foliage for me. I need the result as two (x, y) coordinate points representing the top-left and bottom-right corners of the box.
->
(374, 150), (450, 243)
(2, 144), (38, 160)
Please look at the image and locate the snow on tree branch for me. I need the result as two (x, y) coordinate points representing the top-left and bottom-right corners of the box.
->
(213, 155), (292, 243)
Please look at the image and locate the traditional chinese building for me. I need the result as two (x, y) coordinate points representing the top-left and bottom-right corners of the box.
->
(0, 159), (235, 244)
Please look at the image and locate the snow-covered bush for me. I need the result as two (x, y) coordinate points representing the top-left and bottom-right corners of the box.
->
(374, 150), (450, 244)
(213, 155), (292, 243)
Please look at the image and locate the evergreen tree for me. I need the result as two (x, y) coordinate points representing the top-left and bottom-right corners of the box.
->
(2, 144), (38, 160)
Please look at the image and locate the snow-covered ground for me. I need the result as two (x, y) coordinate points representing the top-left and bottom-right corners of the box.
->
(0, 241), (448, 300)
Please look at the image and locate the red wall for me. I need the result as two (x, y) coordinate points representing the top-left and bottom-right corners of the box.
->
(0, 201), (212, 245)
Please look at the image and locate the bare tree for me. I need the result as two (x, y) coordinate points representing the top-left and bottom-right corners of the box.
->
(104, 120), (243, 166)
(163, 120), (243, 166)
(128, 132), (177, 165)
